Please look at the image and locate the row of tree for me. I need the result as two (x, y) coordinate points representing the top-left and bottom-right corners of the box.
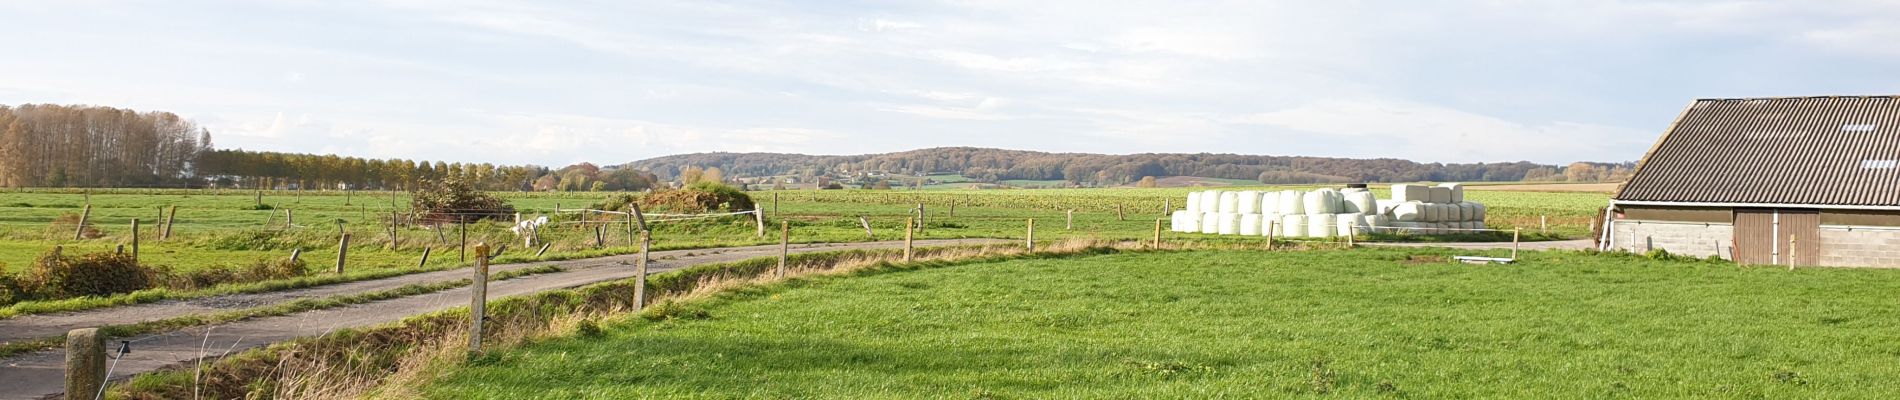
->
(0, 104), (212, 187)
(0, 104), (663, 192)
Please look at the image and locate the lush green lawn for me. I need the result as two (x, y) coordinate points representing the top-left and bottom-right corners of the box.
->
(423, 249), (1900, 398)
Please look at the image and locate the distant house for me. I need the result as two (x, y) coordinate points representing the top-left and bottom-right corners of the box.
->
(1605, 96), (1900, 267)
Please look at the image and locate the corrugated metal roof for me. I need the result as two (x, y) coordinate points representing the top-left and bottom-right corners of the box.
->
(1615, 96), (1900, 206)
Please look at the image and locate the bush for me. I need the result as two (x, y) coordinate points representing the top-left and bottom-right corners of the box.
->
(639, 182), (755, 214)
(21, 250), (157, 298)
(412, 177), (516, 224)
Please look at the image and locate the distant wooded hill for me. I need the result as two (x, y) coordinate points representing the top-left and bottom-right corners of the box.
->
(623, 147), (1632, 186)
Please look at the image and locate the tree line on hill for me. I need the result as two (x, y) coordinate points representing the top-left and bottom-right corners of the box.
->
(625, 147), (1633, 186)
(0, 104), (661, 191)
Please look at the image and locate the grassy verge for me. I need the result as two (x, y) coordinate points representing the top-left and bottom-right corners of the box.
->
(411, 249), (1900, 398)
(0, 265), (562, 359)
(111, 240), (1129, 399)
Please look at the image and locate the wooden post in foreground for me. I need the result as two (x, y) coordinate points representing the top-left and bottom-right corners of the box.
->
(469, 243), (490, 354)
(754, 207), (765, 237)
(635, 230), (650, 309)
(74, 204), (92, 240)
(162, 206), (177, 240)
(778, 221), (790, 278)
(1152, 218), (1163, 249)
(335, 232), (351, 274)
(1026, 218), (1035, 251)
(1511, 228), (1521, 260)
(65, 327), (105, 400)
(417, 247), (432, 268)
(904, 217), (915, 262)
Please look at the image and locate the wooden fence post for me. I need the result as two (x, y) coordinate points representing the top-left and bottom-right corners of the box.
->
(289, 248), (302, 263)
(772, 193), (779, 219)
(635, 230), (650, 309)
(1540, 215), (1548, 235)
(1512, 228), (1521, 260)
(162, 205), (177, 240)
(1266, 221), (1276, 250)
(1163, 198), (1170, 216)
(336, 232), (350, 274)
(285, 208), (294, 229)
(535, 242), (552, 257)
(417, 247), (432, 268)
(65, 327), (105, 400)
(1118, 203), (1125, 221)
(389, 210), (400, 250)
(778, 221), (790, 278)
(459, 222), (468, 263)
(1066, 209), (1074, 230)
(469, 243), (489, 354)
(858, 216), (874, 239)
(1026, 218), (1035, 251)
(625, 212), (635, 245)
(1152, 218), (1162, 249)
(130, 219), (140, 264)
(630, 203), (648, 232)
(916, 203), (925, 235)
(74, 204), (91, 240)
(594, 225), (605, 248)
(904, 217), (915, 262)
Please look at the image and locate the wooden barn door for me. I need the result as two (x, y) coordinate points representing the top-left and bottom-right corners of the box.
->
(1733, 208), (1820, 266)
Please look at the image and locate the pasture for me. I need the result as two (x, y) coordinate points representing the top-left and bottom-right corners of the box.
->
(0, 185), (1606, 314)
(419, 249), (1900, 398)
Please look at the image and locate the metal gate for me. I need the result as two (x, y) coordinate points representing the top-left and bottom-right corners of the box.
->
(1733, 208), (1819, 266)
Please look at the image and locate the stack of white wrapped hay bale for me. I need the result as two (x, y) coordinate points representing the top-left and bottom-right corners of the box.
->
(1169, 183), (1484, 238)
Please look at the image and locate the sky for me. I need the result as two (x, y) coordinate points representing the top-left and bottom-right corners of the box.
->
(2, 1), (1897, 167)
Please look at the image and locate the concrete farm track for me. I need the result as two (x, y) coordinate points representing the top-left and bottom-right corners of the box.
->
(0, 238), (1005, 400)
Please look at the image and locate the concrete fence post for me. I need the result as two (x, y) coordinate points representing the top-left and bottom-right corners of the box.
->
(64, 327), (106, 400)
(858, 216), (874, 239)
(754, 207), (765, 237)
(469, 243), (490, 354)
(635, 230), (650, 309)
(778, 222), (789, 278)
(1026, 218), (1035, 251)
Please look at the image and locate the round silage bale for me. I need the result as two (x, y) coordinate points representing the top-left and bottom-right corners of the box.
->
(1185, 192), (1202, 214)
(1200, 212), (1220, 234)
(1239, 214), (1262, 236)
(1302, 190), (1337, 215)
(1236, 191), (1260, 214)
(1200, 191), (1222, 215)
(1281, 214), (1308, 238)
(1260, 192), (1281, 214)
(1343, 190), (1376, 215)
(1217, 192), (1239, 214)
(1471, 203), (1486, 222)
(1279, 190), (1305, 215)
(1307, 213), (1336, 237)
(1392, 202), (1423, 222)
(1217, 213), (1241, 235)
(1170, 210), (1187, 232)
(1336, 214), (1366, 236)
(1261, 213), (1282, 236)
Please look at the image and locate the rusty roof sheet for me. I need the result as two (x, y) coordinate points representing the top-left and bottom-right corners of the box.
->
(1615, 96), (1900, 206)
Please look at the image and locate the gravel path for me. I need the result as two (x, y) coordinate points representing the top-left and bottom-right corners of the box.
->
(0, 239), (1004, 400)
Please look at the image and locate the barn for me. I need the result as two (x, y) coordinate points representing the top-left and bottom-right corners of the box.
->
(1604, 96), (1900, 267)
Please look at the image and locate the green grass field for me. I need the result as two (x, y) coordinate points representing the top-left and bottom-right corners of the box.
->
(420, 249), (1900, 398)
(0, 186), (1606, 314)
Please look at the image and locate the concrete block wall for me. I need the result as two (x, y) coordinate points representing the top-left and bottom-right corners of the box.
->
(1818, 227), (1900, 268)
(1610, 220), (1734, 258)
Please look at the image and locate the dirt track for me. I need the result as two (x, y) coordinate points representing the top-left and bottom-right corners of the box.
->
(0, 238), (1005, 400)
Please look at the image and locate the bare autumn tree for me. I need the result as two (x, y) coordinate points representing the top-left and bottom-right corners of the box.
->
(0, 104), (206, 187)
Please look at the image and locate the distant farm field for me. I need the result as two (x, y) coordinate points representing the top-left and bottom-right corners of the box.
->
(420, 249), (1900, 398)
(1466, 182), (1621, 193)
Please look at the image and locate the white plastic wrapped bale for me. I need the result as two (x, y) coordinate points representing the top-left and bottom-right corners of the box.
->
(1303, 190), (1340, 215)
(1199, 191), (1221, 215)
(1392, 184), (1429, 203)
(1428, 204), (1447, 222)
(1216, 213), (1241, 235)
(1429, 186), (1452, 204)
(1343, 190), (1376, 215)
(1307, 213), (1336, 238)
(1336, 214), (1367, 236)
(1468, 202), (1487, 222)
(1365, 215), (1389, 233)
(1374, 199), (1397, 216)
(1437, 183), (1465, 203)
(1261, 213), (1283, 236)
(1185, 192), (1202, 214)
(1170, 210), (1191, 232)
(1388, 221), (1419, 235)
(1446, 203), (1464, 222)
(1278, 190), (1304, 215)
(1236, 191), (1260, 214)
(1217, 192), (1239, 214)
(1260, 191), (1281, 214)
(1280, 214), (1307, 238)
(1391, 202), (1424, 222)
(1200, 212), (1220, 234)
(1239, 214), (1262, 236)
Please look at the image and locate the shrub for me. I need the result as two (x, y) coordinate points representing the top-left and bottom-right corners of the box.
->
(22, 250), (157, 298)
(412, 177), (516, 224)
(639, 182), (755, 214)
